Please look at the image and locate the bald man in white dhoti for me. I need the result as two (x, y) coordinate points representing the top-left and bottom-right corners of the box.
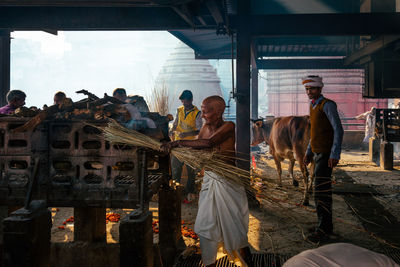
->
(162, 96), (253, 267)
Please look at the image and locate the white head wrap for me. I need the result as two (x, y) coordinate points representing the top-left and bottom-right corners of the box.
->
(302, 75), (324, 88)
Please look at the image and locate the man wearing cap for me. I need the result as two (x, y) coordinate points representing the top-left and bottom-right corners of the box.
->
(302, 75), (343, 243)
(170, 90), (202, 202)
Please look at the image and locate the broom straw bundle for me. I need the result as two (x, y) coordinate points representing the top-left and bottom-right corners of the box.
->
(97, 122), (399, 249)
(100, 120), (253, 193)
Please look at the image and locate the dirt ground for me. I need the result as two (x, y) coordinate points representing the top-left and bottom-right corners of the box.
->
(50, 148), (400, 259)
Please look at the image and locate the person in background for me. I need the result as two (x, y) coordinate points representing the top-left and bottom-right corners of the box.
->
(302, 75), (344, 243)
(0, 90), (26, 115)
(170, 90), (202, 203)
(356, 106), (376, 143)
(112, 88), (150, 112)
(53, 91), (67, 106)
(112, 88), (155, 130)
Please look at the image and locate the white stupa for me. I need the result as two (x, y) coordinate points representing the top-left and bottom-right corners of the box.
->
(155, 42), (223, 114)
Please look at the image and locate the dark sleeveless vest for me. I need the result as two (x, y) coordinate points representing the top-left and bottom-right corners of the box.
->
(310, 98), (335, 154)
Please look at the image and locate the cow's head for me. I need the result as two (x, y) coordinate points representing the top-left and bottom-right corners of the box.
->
(251, 119), (264, 146)
(251, 117), (275, 146)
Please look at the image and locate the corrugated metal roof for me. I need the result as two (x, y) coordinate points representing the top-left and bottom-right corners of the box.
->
(169, 31), (357, 60)
(170, 30), (236, 59)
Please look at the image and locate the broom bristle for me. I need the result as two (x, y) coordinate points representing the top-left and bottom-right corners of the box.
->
(98, 120), (254, 194)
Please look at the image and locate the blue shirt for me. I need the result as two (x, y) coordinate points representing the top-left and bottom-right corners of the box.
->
(306, 95), (344, 160)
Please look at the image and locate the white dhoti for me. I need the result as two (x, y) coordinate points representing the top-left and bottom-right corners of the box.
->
(194, 171), (249, 266)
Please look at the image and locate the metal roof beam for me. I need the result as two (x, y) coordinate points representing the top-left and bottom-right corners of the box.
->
(195, 53), (232, 59)
(230, 13), (400, 36)
(344, 35), (400, 65)
(255, 36), (351, 45)
(0, 6), (201, 30)
(256, 58), (359, 69)
(257, 50), (347, 57)
(0, 0), (157, 7)
(196, 16), (207, 26)
(172, 6), (195, 27)
(205, 0), (224, 25)
(194, 43), (232, 57)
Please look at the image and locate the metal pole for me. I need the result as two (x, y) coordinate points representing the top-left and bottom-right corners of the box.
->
(251, 62), (258, 119)
(139, 150), (147, 212)
(0, 30), (11, 106)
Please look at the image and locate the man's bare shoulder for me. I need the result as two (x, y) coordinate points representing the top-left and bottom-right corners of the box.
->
(222, 121), (235, 128)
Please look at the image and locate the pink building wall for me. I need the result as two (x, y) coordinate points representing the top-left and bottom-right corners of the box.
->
(265, 69), (388, 130)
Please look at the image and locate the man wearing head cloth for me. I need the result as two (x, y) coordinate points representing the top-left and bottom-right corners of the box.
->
(302, 75), (344, 243)
(162, 96), (253, 267)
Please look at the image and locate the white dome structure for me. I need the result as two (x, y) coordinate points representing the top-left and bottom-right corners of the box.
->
(155, 42), (223, 114)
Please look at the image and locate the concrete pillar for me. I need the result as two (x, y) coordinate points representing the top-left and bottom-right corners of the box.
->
(0, 30), (10, 106)
(158, 184), (182, 266)
(369, 137), (380, 165)
(119, 210), (153, 267)
(236, 0), (251, 171)
(74, 207), (106, 243)
(380, 141), (393, 170)
(2, 200), (51, 267)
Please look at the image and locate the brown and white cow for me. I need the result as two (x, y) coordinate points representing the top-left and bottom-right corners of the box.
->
(251, 116), (314, 205)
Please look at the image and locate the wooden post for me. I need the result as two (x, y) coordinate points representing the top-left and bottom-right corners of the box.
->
(380, 141), (393, 170)
(369, 137), (380, 165)
(158, 183), (182, 266)
(74, 207), (106, 243)
(119, 210), (153, 267)
(3, 200), (51, 267)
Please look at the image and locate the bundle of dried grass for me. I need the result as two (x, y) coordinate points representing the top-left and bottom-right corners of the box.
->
(100, 120), (253, 193)
(147, 82), (170, 116)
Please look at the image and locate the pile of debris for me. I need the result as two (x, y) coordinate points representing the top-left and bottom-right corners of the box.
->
(3, 90), (172, 140)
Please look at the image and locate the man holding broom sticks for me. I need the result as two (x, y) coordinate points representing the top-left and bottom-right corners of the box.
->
(162, 95), (253, 267)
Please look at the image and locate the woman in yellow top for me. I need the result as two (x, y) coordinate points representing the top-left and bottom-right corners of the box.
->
(170, 90), (203, 203)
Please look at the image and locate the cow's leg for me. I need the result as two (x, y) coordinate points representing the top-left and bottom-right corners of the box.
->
(273, 156), (283, 187)
(300, 162), (310, 206)
(288, 159), (298, 187)
(294, 147), (310, 206)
